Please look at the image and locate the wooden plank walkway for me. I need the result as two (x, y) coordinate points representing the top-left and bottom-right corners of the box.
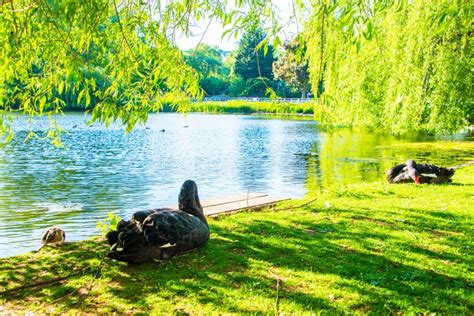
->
(169, 193), (290, 217)
(203, 194), (290, 217)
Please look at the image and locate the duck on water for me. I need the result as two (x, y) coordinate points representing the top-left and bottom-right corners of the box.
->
(106, 180), (209, 263)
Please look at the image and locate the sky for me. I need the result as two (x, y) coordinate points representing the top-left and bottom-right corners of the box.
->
(175, 0), (298, 51)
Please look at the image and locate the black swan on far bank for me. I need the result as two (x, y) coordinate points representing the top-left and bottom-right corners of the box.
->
(106, 180), (209, 263)
(386, 159), (457, 184)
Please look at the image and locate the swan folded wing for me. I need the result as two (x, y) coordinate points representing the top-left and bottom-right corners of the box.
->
(386, 163), (407, 183)
(392, 171), (413, 183)
(131, 208), (175, 224)
(141, 211), (208, 250)
(417, 163), (454, 176)
(417, 163), (455, 183)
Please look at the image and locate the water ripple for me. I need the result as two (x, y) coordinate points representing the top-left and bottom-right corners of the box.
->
(0, 113), (472, 258)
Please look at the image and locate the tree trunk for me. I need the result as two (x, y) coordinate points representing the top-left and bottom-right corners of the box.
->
(301, 87), (307, 98)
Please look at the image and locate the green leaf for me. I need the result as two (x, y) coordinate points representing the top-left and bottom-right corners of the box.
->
(77, 90), (85, 105)
(39, 96), (47, 112)
(85, 90), (91, 107)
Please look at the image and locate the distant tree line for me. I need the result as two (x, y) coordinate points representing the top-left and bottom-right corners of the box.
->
(183, 26), (310, 98)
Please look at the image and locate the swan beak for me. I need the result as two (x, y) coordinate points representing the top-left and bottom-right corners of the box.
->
(414, 175), (421, 184)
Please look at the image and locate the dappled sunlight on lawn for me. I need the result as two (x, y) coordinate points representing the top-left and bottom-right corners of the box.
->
(1, 167), (472, 313)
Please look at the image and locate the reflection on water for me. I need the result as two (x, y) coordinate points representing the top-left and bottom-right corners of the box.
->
(316, 129), (473, 188)
(0, 113), (472, 257)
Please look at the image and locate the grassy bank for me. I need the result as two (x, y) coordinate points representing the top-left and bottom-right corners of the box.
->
(1, 168), (473, 313)
(162, 100), (315, 115)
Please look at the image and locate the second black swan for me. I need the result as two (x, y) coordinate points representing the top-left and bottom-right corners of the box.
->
(386, 160), (455, 184)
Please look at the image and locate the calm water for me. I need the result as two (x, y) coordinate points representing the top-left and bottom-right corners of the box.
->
(0, 113), (472, 257)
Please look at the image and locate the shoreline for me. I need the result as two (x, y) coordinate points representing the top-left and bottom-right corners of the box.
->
(1, 169), (473, 313)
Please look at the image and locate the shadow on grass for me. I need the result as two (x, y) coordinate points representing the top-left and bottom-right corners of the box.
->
(0, 205), (472, 313)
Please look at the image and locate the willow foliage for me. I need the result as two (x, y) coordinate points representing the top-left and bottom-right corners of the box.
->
(0, 0), (290, 142)
(0, 0), (471, 142)
(305, 0), (473, 134)
(0, 1), (202, 142)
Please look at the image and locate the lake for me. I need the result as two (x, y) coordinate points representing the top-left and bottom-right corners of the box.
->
(0, 113), (472, 257)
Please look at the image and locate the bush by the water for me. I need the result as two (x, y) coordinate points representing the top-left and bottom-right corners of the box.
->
(185, 101), (314, 115)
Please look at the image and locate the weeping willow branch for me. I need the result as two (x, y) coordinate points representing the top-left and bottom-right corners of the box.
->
(168, 0), (194, 43)
(2, 0), (39, 13)
(192, 16), (214, 58)
(291, 0), (300, 35)
(0, 0), (12, 7)
(318, 3), (326, 83)
(113, 0), (136, 60)
(41, 0), (73, 45)
(254, 41), (272, 95)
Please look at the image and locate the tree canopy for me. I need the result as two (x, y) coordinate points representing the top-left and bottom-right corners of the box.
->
(273, 40), (310, 98)
(0, 0), (472, 141)
(234, 26), (275, 81)
(304, 0), (473, 133)
(184, 45), (230, 96)
(0, 0), (202, 142)
(184, 45), (229, 78)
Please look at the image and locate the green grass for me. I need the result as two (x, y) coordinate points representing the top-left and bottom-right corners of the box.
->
(1, 168), (473, 313)
(165, 100), (315, 115)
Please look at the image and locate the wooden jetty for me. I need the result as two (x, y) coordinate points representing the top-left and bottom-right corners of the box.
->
(171, 193), (290, 217)
(202, 193), (290, 217)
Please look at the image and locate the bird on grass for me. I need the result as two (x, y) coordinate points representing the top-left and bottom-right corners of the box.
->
(386, 159), (473, 184)
(39, 226), (66, 250)
(106, 180), (209, 263)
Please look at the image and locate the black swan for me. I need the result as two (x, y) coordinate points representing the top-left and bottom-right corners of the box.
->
(386, 159), (456, 184)
(106, 180), (209, 263)
(40, 226), (66, 249)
